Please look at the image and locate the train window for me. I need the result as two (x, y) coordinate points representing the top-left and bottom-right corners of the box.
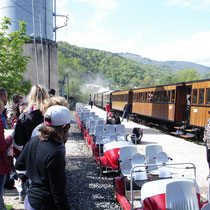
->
(167, 90), (171, 102)
(149, 91), (154, 102)
(207, 89), (210, 104)
(142, 92), (145, 102)
(133, 93), (138, 102)
(153, 92), (157, 102)
(192, 89), (198, 104)
(160, 91), (164, 102)
(122, 94), (127, 102)
(138, 93), (141, 101)
(199, 89), (204, 105)
(140, 92), (143, 101)
(145, 92), (148, 101)
(156, 91), (160, 102)
(171, 90), (175, 102)
(163, 91), (167, 102)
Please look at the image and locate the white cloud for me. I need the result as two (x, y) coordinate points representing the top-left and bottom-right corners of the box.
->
(86, 11), (108, 30)
(168, 0), (210, 9)
(105, 32), (143, 53)
(140, 31), (210, 66)
(76, 0), (119, 10)
(57, 27), (114, 48)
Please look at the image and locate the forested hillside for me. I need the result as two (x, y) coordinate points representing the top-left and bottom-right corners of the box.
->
(118, 52), (210, 74)
(58, 41), (208, 102)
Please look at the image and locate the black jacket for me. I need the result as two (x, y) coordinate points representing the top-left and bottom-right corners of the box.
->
(106, 114), (121, 125)
(14, 110), (43, 146)
(15, 136), (68, 210)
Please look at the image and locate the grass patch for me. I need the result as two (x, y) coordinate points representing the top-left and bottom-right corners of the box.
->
(5, 204), (13, 210)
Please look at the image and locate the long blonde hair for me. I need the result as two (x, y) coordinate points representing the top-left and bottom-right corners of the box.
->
(26, 84), (50, 113)
(41, 96), (69, 114)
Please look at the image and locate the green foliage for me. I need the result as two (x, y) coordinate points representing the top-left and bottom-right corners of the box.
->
(201, 72), (210, 79)
(139, 76), (158, 88)
(58, 41), (204, 102)
(5, 204), (13, 210)
(0, 17), (31, 99)
(173, 68), (200, 82)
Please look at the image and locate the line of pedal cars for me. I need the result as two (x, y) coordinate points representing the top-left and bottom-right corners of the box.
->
(76, 103), (210, 210)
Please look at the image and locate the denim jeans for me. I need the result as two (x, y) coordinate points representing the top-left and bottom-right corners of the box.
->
(122, 111), (129, 122)
(0, 175), (6, 210)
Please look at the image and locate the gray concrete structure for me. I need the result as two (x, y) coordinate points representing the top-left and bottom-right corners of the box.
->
(22, 39), (58, 92)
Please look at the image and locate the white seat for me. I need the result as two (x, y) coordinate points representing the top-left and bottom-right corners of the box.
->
(104, 124), (116, 135)
(166, 180), (199, 210)
(156, 151), (171, 178)
(89, 126), (95, 136)
(119, 145), (139, 178)
(89, 120), (96, 130)
(116, 124), (126, 135)
(95, 125), (104, 137)
(131, 153), (147, 181)
(145, 144), (163, 175)
(97, 119), (105, 126)
(90, 112), (95, 117)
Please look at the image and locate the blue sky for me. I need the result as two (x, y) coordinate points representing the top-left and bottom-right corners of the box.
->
(56, 0), (210, 67)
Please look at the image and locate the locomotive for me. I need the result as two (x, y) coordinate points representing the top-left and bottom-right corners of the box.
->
(94, 79), (210, 138)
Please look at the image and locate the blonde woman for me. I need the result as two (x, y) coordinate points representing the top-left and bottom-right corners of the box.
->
(31, 96), (72, 139)
(14, 85), (50, 147)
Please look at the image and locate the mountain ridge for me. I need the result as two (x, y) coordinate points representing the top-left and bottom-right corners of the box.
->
(117, 52), (210, 74)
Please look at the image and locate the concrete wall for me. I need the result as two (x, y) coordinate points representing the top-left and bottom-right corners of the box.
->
(22, 40), (59, 94)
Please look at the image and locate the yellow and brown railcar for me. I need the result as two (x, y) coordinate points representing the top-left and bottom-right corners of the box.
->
(111, 90), (133, 112)
(132, 79), (210, 128)
(132, 84), (177, 123)
(186, 79), (210, 128)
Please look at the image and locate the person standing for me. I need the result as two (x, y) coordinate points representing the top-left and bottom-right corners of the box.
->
(14, 84), (50, 147)
(15, 105), (74, 210)
(0, 100), (13, 210)
(121, 103), (131, 122)
(105, 102), (110, 121)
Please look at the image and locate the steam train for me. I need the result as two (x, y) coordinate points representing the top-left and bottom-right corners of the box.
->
(94, 79), (210, 137)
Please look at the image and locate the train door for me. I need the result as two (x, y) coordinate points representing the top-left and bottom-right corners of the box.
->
(175, 85), (187, 122)
(128, 90), (133, 112)
(185, 85), (192, 123)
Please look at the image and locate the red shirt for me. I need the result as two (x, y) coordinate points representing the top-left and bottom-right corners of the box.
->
(0, 115), (12, 174)
(105, 104), (110, 112)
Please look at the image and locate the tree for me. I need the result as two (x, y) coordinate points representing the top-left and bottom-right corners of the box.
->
(0, 17), (31, 98)
(173, 68), (200, 83)
(139, 76), (157, 88)
(159, 75), (174, 85)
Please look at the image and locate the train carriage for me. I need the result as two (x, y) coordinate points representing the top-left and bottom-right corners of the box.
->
(94, 92), (103, 107)
(132, 79), (210, 130)
(187, 79), (210, 128)
(132, 84), (177, 123)
(111, 90), (133, 112)
(94, 78), (210, 138)
(102, 91), (112, 109)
